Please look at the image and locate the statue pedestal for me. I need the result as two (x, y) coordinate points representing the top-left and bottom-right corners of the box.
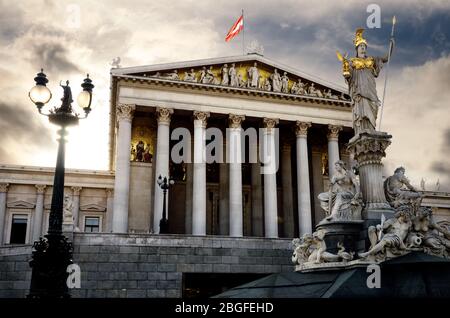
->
(348, 131), (395, 224)
(316, 220), (364, 254)
(62, 222), (74, 242)
(348, 131), (395, 249)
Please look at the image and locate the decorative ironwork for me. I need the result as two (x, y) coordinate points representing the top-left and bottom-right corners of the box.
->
(28, 69), (93, 298)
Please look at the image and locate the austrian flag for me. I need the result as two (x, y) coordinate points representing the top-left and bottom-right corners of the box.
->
(225, 14), (244, 42)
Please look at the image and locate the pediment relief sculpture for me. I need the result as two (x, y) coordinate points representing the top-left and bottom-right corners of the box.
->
(133, 60), (348, 101)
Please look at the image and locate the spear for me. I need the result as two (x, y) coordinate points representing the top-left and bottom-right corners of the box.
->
(378, 15), (396, 131)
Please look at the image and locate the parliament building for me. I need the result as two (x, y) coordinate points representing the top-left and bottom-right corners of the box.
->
(0, 54), (449, 298)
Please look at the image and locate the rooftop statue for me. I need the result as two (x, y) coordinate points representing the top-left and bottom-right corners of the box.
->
(221, 64), (229, 85)
(337, 28), (394, 135)
(164, 70), (179, 80)
(247, 62), (259, 88)
(229, 63), (238, 87)
(184, 69), (197, 82)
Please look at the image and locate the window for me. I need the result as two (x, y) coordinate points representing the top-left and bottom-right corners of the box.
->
(84, 217), (100, 232)
(10, 214), (28, 244)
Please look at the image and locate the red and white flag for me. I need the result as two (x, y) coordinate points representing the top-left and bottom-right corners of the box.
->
(225, 14), (244, 42)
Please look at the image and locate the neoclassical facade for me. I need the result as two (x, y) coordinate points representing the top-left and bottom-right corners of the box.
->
(0, 54), (449, 245)
(108, 54), (356, 238)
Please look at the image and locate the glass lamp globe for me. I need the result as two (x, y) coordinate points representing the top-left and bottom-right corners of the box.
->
(78, 74), (94, 113)
(77, 90), (92, 110)
(29, 84), (52, 108)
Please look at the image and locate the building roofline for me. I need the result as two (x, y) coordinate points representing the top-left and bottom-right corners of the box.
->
(110, 53), (348, 93)
(0, 164), (114, 176)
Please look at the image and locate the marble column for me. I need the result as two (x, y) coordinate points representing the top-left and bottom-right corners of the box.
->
(0, 183), (9, 245)
(281, 142), (294, 237)
(219, 141), (229, 235)
(112, 104), (135, 233)
(153, 107), (173, 234)
(251, 142), (263, 237)
(32, 185), (46, 242)
(106, 189), (114, 232)
(327, 125), (342, 176)
(185, 160), (193, 234)
(311, 148), (326, 225)
(192, 111), (209, 235)
(296, 121), (312, 236)
(262, 118), (279, 238)
(71, 186), (82, 229)
(347, 132), (393, 221)
(228, 114), (245, 237)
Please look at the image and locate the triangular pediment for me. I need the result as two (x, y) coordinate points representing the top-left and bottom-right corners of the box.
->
(7, 200), (35, 209)
(79, 204), (106, 212)
(111, 54), (350, 102)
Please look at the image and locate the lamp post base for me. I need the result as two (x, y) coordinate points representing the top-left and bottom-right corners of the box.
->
(159, 218), (169, 234)
(28, 233), (73, 298)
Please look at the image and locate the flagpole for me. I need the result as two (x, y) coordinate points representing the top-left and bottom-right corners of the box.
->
(242, 9), (245, 55)
(378, 16), (396, 131)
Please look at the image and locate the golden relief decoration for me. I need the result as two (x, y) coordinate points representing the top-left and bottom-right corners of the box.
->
(138, 61), (346, 101)
(130, 118), (156, 163)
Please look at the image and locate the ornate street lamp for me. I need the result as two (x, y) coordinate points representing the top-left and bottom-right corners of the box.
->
(28, 69), (94, 298)
(157, 175), (174, 234)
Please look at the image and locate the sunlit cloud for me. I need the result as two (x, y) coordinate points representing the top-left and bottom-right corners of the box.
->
(0, 0), (448, 190)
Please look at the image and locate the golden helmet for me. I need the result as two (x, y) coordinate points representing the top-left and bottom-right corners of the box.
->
(353, 28), (367, 48)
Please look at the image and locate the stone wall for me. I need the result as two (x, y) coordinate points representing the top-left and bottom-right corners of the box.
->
(72, 233), (292, 298)
(0, 245), (32, 298)
(0, 233), (292, 298)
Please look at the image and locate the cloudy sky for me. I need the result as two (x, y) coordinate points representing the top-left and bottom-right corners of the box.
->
(0, 0), (449, 190)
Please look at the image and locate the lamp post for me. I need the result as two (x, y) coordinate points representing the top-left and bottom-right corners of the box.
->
(27, 69), (94, 298)
(157, 175), (174, 234)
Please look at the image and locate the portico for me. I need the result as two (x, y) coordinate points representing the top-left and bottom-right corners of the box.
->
(109, 54), (353, 238)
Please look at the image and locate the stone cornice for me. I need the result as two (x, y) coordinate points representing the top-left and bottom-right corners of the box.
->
(114, 75), (352, 108)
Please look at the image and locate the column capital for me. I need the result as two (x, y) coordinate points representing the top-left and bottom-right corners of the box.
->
(106, 188), (114, 197)
(263, 118), (279, 132)
(327, 124), (343, 141)
(116, 104), (136, 123)
(193, 111), (210, 128)
(0, 183), (9, 193)
(228, 114), (245, 128)
(71, 186), (82, 196)
(156, 107), (174, 125)
(35, 184), (47, 194)
(295, 121), (311, 138)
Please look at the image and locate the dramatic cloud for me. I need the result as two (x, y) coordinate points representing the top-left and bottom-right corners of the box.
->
(381, 54), (450, 189)
(30, 42), (81, 74)
(0, 0), (448, 189)
(0, 101), (54, 164)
